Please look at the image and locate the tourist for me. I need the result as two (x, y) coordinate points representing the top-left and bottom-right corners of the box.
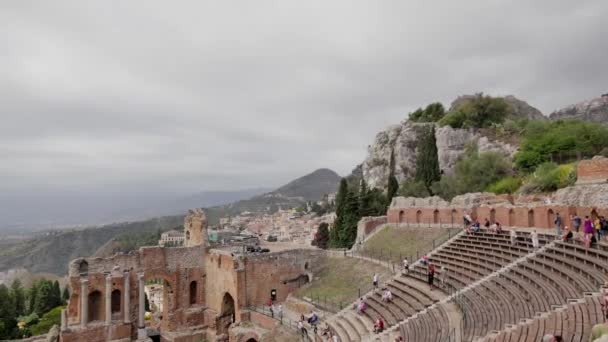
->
(484, 218), (490, 230)
(463, 212), (472, 227)
(428, 262), (436, 290)
(421, 254), (429, 265)
(542, 334), (563, 342)
(531, 230), (539, 249)
(402, 258), (409, 274)
(356, 298), (367, 314)
(472, 220), (481, 233)
(495, 221), (502, 234)
(601, 287), (608, 320)
(373, 273), (379, 289)
(382, 288), (393, 302)
(601, 216), (608, 241)
(277, 304), (283, 319)
(561, 226), (573, 242)
(332, 333), (338, 342)
(394, 337), (404, 342)
(298, 320), (308, 338)
(554, 212), (562, 236)
(510, 229), (517, 245)
(584, 215), (594, 242)
(572, 213), (582, 233)
(308, 310), (319, 334)
(595, 216), (602, 240)
(373, 317), (385, 333)
(590, 322), (608, 342)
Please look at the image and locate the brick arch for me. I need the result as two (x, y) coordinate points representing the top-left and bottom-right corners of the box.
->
(239, 332), (260, 342)
(508, 209), (515, 227)
(528, 209), (535, 227)
(433, 210), (439, 224)
(398, 210), (405, 223)
(547, 209), (555, 228)
(490, 208), (496, 223)
(416, 210), (422, 224)
(144, 272), (177, 314)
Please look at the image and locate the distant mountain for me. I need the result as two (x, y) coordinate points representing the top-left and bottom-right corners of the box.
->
(0, 188), (269, 234)
(0, 216), (183, 275)
(205, 168), (341, 224)
(549, 94), (608, 123)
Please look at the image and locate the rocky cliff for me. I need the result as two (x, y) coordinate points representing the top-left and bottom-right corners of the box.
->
(362, 121), (517, 189)
(549, 94), (608, 123)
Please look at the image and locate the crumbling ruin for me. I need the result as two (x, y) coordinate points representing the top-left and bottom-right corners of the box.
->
(61, 209), (324, 342)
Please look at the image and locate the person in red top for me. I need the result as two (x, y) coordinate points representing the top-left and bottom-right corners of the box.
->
(428, 263), (436, 290)
(373, 318), (385, 333)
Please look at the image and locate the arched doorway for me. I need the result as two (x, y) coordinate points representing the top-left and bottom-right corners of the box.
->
(78, 261), (89, 275)
(111, 289), (121, 314)
(88, 290), (103, 322)
(528, 209), (535, 227)
(433, 210), (439, 224)
(398, 210), (405, 224)
(451, 209), (457, 225)
(246, 339), (258, 342)
(218, 293), (235, 335)
(490, 209), (496, 223)
(547, 209), (555, 229)
(416, 210), (422, 224)
(189, 281), (197, 305)
(508, 209), (515, 227)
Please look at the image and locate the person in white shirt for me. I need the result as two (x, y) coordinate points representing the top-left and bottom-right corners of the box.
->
(373, 273), (379, 289)
(510, 230), (517, 246)
(531, 230), (539, 249)
(402, 258), (409, 274)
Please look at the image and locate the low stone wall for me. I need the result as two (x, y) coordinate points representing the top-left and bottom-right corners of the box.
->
(355, 216), (387, 242)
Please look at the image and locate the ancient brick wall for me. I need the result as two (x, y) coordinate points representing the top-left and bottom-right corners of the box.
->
(577, 156), (608, 185)
(355, 216), (387, 242)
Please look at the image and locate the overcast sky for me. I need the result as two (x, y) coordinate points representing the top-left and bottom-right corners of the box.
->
(2, 0), (608, 197)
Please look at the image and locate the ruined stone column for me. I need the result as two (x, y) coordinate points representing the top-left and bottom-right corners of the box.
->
(105, 273), (112, 325)
(61, 309), (68, 331)
(137, 273), (145, 333)
(123, 271), (131, 323)
(80, 278), (89, 327)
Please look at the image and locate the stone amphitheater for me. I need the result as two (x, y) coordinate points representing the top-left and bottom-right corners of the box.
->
(57, 157), (608, 341)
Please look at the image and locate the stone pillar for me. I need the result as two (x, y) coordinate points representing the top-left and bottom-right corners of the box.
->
(137, 273), (146, 339)
(61, 309), (68, 331)
(105, 273), (112, 325)
(124, 271), (131, 323)
(80, 278), (89, 327)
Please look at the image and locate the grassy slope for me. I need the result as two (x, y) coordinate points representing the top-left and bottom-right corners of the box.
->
(294, 257), (389, 307)
(360, 226), (460, 263)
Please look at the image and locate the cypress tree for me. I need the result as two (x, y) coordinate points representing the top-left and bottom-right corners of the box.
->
(313, 223), (330, 249)
(52, 280), (61, 308)
(330, 179), (349, 247)
(358, 179), (371, 217)
(386, 149), (399, 205)
(62, 287), (70, 305)
(415, 125), (441, 193)
(339, 190), (359, 248)
(10, 280), (25, 317)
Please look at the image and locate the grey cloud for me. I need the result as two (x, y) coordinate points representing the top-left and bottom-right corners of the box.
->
(1, 0), (608, 228)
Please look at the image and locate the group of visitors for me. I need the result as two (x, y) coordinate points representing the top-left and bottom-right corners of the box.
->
(298, 310), (320, 338)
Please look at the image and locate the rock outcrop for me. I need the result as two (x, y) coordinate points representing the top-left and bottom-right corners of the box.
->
(362, 121), (516, 189)
(549, 94), (608, 123)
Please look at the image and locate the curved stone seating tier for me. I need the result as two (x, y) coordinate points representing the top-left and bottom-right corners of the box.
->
(483, 295), (604, 342)
(397, 304), (451, 342)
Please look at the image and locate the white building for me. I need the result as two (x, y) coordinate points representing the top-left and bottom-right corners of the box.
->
(158, 230), (185, 247)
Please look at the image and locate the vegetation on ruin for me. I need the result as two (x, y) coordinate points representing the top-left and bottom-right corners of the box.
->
(360, 226), (460, 264)
(311, 222), (330, 249)
(293, 257), (389, 308)
(0, 279), (66, 339)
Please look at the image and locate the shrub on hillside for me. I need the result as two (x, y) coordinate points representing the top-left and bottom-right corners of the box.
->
(432, 145), (512, 200)
(399, 179), (431, 198)
(486, 177), (522, 194)
(408, 102), (446, 122)
(515, 120), (608, 171)
(438, 93), (511, 129)
(519, 162), (576, 194)
(30, 306), (62, 336)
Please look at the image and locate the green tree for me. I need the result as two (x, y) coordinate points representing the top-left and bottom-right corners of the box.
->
(330, 178), (349, 247)
(0, 284), (17, 339)
(10, 280), (25, 317)
(338, 190), (359, 248)
(415, 125), (441, 192)
(399, 179), (431, 198)
(30, 306), (63, 336)
(358, 179), (372, 217)
(312, 223), (330, 249)
(61, 287), (70, 305)
(33, 281), (53, 316)
(51, 281), (61, 308)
